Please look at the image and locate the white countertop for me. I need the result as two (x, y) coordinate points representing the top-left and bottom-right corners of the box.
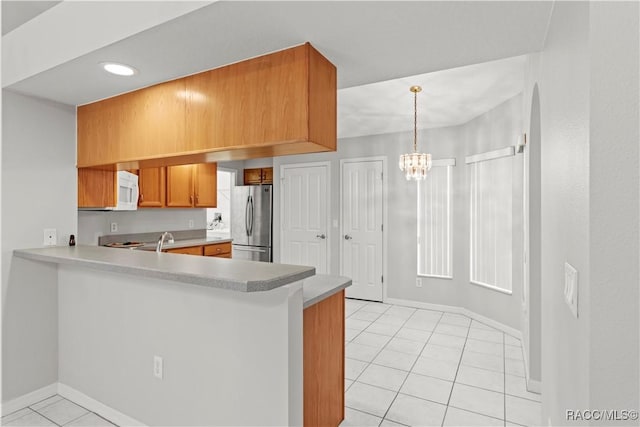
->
(302, 274), (351, 308)
(14, 245), (314, 293)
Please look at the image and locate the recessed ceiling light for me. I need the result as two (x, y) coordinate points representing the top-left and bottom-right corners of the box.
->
(100, 62), (138, 76)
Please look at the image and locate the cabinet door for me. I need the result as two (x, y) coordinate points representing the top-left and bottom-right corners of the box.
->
(244, 168), (263, 185)
(138, 167), (166, 207)
(194, 163), (217, 207)
(203, 242), (231, 257)
(78, 168), (115, 208)
(262, 167), (273, 184)
(165, 246), (203, 256)
(166, 165), (194, 207)
(78, 79), (186, 167)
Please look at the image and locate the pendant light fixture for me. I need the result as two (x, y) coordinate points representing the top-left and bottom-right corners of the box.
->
(399, 85), (432, 180)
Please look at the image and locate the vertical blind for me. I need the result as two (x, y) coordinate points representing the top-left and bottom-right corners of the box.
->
(468, 150), (513, 293)
(418, 159), (455, 278)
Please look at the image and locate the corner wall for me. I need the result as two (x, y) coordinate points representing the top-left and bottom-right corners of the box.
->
(1, 90), (77, 401)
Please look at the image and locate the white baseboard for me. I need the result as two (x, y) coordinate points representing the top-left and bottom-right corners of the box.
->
(1, 383), (58, 416)
(384, 296), (543, 396)
(1, 383), (145, 426)
(527, 378), (542, 394)
(385, 297), (521, 338)
(57, 383), (146, 426)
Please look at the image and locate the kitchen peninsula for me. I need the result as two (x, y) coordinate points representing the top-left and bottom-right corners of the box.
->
(14, 246), (349, 426)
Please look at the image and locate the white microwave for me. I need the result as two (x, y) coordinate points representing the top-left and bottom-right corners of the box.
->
(79, 170), (139, 211)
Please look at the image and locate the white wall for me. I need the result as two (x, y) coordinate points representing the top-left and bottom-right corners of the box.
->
(535, 2), (640, 424)
(587, 1), (639, 415)
(1, 90), (77, 401)
(58, 264), (303, 426)
(274, 94), (524, 330)
(78, 209), (207, 245)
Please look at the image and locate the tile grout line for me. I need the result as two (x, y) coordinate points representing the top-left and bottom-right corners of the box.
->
(504, 334), (507, 427)
(379, 310), (444, 425)
(439, 317), (471, 427)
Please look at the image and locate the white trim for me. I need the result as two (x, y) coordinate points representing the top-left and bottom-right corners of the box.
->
(279, 161), (331, 274)
(418, 274), (453, 280)
(384, 297), (522, 340)
(1, 383), (146, 425)
(57, 383), (146, 427)
(1, 383), (58, 416)
(470, 280), (514, 295)
(339, 156), (387, 303)
(527, 378), (542, 394)
(431, 158), (456, 167)
(465, 146), (515, 164)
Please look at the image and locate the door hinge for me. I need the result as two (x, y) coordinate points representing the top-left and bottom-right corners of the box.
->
(380, 172), (384, 180)
(381, 224), (383, 232)
(381, 275), (384, 283)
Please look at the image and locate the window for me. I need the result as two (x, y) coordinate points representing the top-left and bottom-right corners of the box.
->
(417, 159), (455, 278)
(467, 147), (514, 294)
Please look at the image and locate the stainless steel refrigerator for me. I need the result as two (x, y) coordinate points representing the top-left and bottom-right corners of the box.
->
(231, 185), (273, 262)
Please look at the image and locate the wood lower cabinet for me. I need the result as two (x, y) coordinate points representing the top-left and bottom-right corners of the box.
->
(303, 290), (345, 427)
(203, 242), (231, 257)
(166, 163), (217, 208)
(165, 246), (203, 256)
(164, 242), (231, 258)
(138, 167), (165, 207)
(244, 167), (273, 185)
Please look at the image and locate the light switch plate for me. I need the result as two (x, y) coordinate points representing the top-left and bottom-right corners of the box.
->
(43, 228), (57, 246)
(564, 262), (578, 318)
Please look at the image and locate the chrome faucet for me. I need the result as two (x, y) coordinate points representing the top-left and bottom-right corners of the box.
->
(156, 232), (175, 253)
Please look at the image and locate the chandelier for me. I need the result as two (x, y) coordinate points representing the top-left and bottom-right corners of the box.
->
(399, 85), (432, 180)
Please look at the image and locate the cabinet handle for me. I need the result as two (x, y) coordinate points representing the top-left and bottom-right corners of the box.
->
(195, 195), (199, 204)
(140, 194), (144, 202)
(190, 195), (193, 204)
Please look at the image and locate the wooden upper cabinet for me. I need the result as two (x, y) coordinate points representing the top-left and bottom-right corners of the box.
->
(138, 167), (166, 207)
(262, 167), (273, 184)
(244, 167), (273, 185)
(194, 163), (217, 207)
(78, 169), (115, 208)
(78, 79), (186, 167)
(244, 168), (263, 185)
(166, 163), (217, 208)
(77, 43), (336, 169)
(166, 165), (194, 207)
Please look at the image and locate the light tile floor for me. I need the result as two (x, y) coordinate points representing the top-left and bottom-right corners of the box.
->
(342, 298), (541, 427)
(1, 395), (116, 427)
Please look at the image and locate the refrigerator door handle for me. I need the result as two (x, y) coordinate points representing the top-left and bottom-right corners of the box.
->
(233, 246), (267, 253)
(248, 196), (254, 236)
(245, 196), (251, 236)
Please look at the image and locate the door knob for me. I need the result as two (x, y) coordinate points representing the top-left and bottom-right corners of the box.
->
(316, 234), (326, 239)
(344, 235), (353, 240)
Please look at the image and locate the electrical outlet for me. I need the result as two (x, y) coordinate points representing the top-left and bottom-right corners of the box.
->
(110, 222), (118, 233)
(564, 262), (578, 318)
(416, 277), (422, 287)
(153, 356), (163, 379)
(43, 229), (57, 246)
(188, 220), (194, 229)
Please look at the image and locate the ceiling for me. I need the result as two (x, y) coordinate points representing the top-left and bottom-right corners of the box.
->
(3, 1), (550, 136)
(1, 1), (60, 36)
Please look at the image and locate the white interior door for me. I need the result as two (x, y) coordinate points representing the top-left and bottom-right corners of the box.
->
(341, 159), (384, 301)
(280, 163), (329, 273)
